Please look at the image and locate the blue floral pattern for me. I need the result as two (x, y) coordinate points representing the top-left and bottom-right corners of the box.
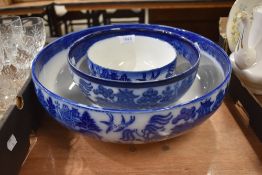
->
(101, 113), (135, 133)
(93, 85), (114, 100)
(212, 89), (225, 110)
(114, 112), (173, 142)
(136, 88), (162, 106)
(160, 86), (175, 103)
(35, 86), (227, 143)
(90, 63), (169, 82)
(36, 88), (102, 138)
(165, 64), (176, 78)
(78, 73), (196, 108)
(79, 79), (93, 96)
(171, 107), (197, 135)
(115, 89), (139, 106)
(141, 112), (173, 141)
(196, 99), (213, 117)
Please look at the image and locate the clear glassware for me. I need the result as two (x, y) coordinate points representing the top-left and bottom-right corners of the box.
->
(0, 45), (4, 71)
(0, 17), (46, 112)
(16, 17), (46, 69)
(0, 76), (17, 111)
(0, 16), (23, 66)
(0, 16), (23, 80)
(0, 16), (23, 112)
(23, 17), (46, 53)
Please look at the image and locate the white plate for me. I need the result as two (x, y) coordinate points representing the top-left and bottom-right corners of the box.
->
(226, 0), (262, 52)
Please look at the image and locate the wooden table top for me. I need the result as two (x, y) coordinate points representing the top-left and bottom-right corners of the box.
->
(0, 1), (52, 9)
(0, 1), (52, 15)
(258, 96), (262, 105)
(55, 0), (233, 11)
(19, 97), (262, 175)
(0, 0), (233, 13)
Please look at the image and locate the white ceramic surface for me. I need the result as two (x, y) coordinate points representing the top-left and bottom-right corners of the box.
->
(233, 11), (257, 70)
(234, 48), (256, 69)
(87, 35), (177, 71)
(39, 49), (223, 108)
(226, 0), (262, 52)
(230, 52), (262, 94)
(248, 5), (262, 49)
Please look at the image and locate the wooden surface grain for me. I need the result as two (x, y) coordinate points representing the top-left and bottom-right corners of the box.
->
(257, 95), (262, 106)
(19, 97), (262, 175)
(56, 0), (233, 11)
(0, 1), (51, 15)
(0, 0), (233, 11)
(0, 1), (52, 9)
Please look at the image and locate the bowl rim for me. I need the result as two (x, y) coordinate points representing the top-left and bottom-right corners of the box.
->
(72, 27), (179, 74)
(85, 27), (177, 75)
(68, 26), (200, 87)
(32, 24), (232, 114)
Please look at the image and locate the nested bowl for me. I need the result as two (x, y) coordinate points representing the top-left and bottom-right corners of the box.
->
(68, 25), (200, 109)
(32, 24), (231, 144)
(74, 27), (178, 81)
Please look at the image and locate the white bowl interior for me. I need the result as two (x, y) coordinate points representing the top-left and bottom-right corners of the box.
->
(39, 48), (224, 109)
(87, 35), (177, 71)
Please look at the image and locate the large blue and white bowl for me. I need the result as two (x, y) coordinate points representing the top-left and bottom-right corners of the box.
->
(32, 24), (231, 144)
(68, 25), (200, 109)
(70, 27), (197, 82)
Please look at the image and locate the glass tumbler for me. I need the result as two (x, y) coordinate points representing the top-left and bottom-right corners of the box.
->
(16, 17), (46, 69)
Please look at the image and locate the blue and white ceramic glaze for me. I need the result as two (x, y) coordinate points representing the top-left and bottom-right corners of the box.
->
(68, 25), (200, 108)
(32, 24), (231, 144)
(70, 27), (197, 82)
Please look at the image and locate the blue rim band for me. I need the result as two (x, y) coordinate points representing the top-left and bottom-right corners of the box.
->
(68, 26), (200, 87)
(32, 24), (231, 113)
(70, 27), (193, 74)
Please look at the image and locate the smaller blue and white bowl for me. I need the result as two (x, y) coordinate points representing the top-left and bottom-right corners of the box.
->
(85, 28), (179, 81)
(68, 25), (200, 109)
(70, 27), (195, 82)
